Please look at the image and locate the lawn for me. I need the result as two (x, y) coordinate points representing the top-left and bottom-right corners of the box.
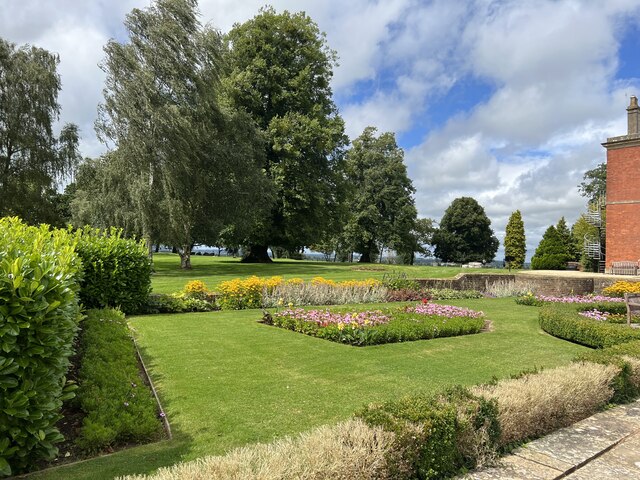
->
(29, 298), (587, 480)
(150, 253), (508, 294)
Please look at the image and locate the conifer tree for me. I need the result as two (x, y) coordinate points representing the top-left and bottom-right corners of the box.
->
(556, 217), (578, 261)
(504, 210), (526, 269)
(530, 225), (570, 270)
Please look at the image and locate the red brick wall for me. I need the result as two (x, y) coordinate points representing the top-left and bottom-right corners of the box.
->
(606, 144), (640, 267)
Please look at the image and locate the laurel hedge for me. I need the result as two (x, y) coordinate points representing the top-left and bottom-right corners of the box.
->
(0, 218), (82, 476)
(74, 227), (152, 314)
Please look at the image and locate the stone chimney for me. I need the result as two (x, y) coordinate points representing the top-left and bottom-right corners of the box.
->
(629, 95), (639, 135)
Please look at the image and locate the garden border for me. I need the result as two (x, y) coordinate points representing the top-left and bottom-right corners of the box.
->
(131, 335), (172, 440)
(16, 331), (173, 478)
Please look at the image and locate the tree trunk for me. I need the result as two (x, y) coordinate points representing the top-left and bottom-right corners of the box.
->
(241, 244), (273, 263)
(145, 237), (154, 259)
(179, 245), (192, 269)
(359, 251), (371, 263)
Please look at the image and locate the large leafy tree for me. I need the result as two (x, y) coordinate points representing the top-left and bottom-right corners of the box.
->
(530, 225), (570, 270)
(225, 7), (348, 262)
(95, 0), (269, 268)
(578, 163), (606, 203)
(504, 210), (526, 269)
(0, 39), (81, 224)
(342, 127), (418, 263)
(432, 197), (499, 263)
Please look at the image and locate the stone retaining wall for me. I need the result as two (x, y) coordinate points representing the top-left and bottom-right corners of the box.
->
(415, 273), (625, 296)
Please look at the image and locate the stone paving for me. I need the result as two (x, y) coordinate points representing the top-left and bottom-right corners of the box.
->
(460, 400), (640, 479)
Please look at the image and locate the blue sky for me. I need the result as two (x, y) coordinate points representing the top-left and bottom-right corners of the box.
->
(2, 0), (640, 260)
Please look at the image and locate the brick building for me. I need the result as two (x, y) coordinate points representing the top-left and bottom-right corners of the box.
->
(602, 96), (640, 270)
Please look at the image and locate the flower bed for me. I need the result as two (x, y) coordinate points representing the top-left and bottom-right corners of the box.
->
(536, 294), (623, 304)
(262, 303), (485, 346)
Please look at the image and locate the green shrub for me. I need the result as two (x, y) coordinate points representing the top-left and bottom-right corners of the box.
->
(577, 340), (640, 403)
(530, 253), (569, 270)
(0, 217), (82, 476)
(76, 308), (162, 452)
(74, 227), (151, 314)
(539, 304), (640, 348)
(382, 271), (421, 291)
(515, 294), (544, 306)
(145, 293), (218, 314)
(357, 387), (500, 480)
(427, 289), (483, 300)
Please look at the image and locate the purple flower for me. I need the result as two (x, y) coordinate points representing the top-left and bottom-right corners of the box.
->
(159, 412), (166, 418)
(536, 295), (623, 304)
(405, 303), (484, 319)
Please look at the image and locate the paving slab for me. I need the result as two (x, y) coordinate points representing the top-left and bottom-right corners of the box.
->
(459, 455), (562, 480)
(565, 431), (640, 479)
(458, 400), (640, 480)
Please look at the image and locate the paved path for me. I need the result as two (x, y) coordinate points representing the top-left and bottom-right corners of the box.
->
(460, 400), (640, 479)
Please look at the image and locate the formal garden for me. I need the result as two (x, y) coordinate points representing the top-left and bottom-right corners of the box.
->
(1, 216), (639, 480)
(2, 0), (639, 478)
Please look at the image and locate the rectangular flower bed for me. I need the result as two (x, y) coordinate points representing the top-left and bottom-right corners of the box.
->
(261, 302), (485, 346)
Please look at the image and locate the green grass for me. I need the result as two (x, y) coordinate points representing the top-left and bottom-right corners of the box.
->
(29, 298), (587, 480)
(150, 253), (508, 294)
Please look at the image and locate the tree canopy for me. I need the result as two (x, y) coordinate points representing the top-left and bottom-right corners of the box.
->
(578, 162), (606, 204)
(225, 7), (347, 262)
(504, 210), (526, 269)
(342, 127), (419, 263)
(432, 197), (499, 263)
(0, 38), (80, 224)
(92, 0), (269, 268)
(530, 225), (570, 270)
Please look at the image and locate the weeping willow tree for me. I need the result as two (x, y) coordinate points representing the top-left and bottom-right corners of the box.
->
(94, 0), (270, 268)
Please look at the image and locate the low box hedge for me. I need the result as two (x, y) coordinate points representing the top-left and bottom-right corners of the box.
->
(356, 387), (500, 480)
(577, 340), (640, 403)
(75, 308), (163, 452)
(539, 304), (640, 348)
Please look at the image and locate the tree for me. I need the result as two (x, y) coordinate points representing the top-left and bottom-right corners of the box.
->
(555, 216), (579, 261)
(530, 225), (570, 270)
(432, 197), (499, 263)
(397, 218), (435, 265)
(225, 7), (348, 262)
(70, 154), (143, 236)
(341, 127), (418, 263)
(578, 163), (606, 203)
(0, 39), (81, 224)
(95, 0), (270, 268)
(504, 210), (526, 269)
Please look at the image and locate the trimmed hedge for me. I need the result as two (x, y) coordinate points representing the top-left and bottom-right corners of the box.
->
(0, 217), (82, 476)
(539, 304), (640, 348)
(76, 308), (162, 452)
(74, 227), (151, 314)
(357, 387), (500, 480)
(577, 340), (640, 403)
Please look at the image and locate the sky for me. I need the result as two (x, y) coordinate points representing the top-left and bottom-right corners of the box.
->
(2, 0), (640, 260)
